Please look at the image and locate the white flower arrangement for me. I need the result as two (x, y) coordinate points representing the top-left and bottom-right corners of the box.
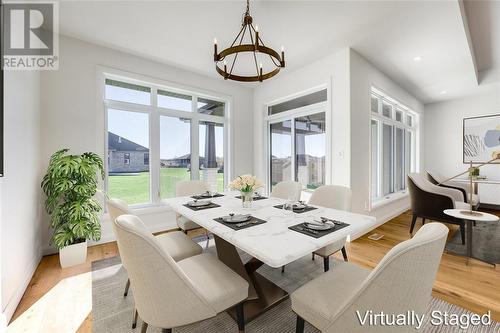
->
(228, 174), (264, 193)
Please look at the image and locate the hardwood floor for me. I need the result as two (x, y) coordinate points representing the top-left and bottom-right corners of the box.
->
(9, 210), (500, 332)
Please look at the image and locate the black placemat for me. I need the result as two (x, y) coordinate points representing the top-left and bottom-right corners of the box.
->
(289, 221), (350, 238)
(235, 195), (268, 201)
(274, 204), (318, 214)
(183, 202), (221, 211)
(214, 216), (267, 230)
(191, 193), (225, 200)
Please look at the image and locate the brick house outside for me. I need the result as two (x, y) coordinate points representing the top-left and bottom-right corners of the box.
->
(108, 132), (149, 173)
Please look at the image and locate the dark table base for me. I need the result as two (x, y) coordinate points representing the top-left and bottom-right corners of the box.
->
(213, 235), (289, 324)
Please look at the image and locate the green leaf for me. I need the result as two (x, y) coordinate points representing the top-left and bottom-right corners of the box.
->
(41, 149), (105, 248)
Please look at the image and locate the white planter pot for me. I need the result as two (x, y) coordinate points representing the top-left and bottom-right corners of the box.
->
(59, 240), (88, 268)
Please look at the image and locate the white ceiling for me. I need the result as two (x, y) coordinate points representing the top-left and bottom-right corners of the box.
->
(57, 0), (497, 104)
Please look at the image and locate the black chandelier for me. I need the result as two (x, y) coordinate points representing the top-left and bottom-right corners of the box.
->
(213, 0), (285, 82)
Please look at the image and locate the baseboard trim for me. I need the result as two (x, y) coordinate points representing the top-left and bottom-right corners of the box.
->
(3, 252), (43, 325)
(42, 222), (178, 256)
(349, 204), (410, 241)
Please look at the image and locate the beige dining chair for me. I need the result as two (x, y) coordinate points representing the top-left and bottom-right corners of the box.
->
(175, 180), (212, 233)
(114, 214), (249, 333)
(280, 185), (350, 274)
(270, 180), (302, 201)
(309, 185), (351, 272)
(107, 198), (203, 328)
(291, 222), (448, 333)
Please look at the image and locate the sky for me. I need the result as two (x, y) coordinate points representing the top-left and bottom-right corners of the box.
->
(106, 84), (325, 160)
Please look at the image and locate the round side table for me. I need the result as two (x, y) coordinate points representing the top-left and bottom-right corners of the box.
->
(443, 209), (499, 266)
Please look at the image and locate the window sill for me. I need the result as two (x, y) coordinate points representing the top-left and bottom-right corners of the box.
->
(371, 191), (409, 210)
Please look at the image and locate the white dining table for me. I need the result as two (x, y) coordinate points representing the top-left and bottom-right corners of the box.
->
(163, 192), (377, 323)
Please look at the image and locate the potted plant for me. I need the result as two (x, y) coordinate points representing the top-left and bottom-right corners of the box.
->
(41, 149), (105, 268)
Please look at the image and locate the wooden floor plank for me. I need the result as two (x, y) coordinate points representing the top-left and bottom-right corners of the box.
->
(9, 210), (500, 332)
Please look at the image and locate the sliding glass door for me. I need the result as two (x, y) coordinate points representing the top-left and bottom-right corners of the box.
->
(268, 111), (326, 191)
(270, 120), (292, 190)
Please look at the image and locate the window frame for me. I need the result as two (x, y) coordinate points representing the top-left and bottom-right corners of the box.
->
(101, 69), (231, 208)
(370, 89), (418, 209)
(266, 87), (329, 193)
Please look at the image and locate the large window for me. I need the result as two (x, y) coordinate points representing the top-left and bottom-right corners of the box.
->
(105, 76), (228, 205)
(268, 90), (327, 191)
(371, 88), (417, 204)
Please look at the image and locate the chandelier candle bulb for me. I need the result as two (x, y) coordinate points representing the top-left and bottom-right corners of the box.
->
(213, 38), (218, 61)
(255, 26), (259, 49)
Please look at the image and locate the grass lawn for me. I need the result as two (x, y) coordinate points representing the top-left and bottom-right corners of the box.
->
(109, 168), (224, 205)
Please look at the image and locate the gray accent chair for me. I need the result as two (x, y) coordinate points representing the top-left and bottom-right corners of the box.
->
(427, 170), (479, 207)
(407, 173), (468, 244)
(114, 214), (249, 333)
(291, 222), (448, 333)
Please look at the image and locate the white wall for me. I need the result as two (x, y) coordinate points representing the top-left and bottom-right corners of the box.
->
(40, 36), (254, 253)
(1, 71), (43, 323)
(350, 49), (424, 223)
(253, 48), (424, 231)
(253, 48), (351, 189)
(425, 88), (500, 179)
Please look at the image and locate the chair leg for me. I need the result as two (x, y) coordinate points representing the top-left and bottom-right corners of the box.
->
(312, 253), (315, 260)
(141, 322), (148, 333)
(460, 224), (466, 245)
(131, 308), (138, 329)
(236, 302), (245, 332)
(341, 246), (348, 262)
(205, 229), (210, 249)
(281, 265), (285, 273)
(323, 257), (330, 272)
(422, 218), (426, 225)
(410, 215), (418, 234)
(124, 278), (130, 297)
(161, 329), (172, 333)
(296, 316), (305, 333)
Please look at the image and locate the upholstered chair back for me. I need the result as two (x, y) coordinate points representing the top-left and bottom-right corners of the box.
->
(106, 198), (134, 268)
(326, 222), (448, 333)
(308, 185), (352, 211)
(107, 198), (131, 222)
(427, 170), (445, 184)
(175, 180), (211, 197)
(270, 181), (302, 201)
(114, 214), (216, 329)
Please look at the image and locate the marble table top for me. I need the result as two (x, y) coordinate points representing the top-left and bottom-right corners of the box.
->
(444, 209), (499, 222)
(163, 192), (377, 268)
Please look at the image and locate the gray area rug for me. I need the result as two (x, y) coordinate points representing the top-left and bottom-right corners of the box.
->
(445, 220), (500, 263)
(92, 237), (500, 333)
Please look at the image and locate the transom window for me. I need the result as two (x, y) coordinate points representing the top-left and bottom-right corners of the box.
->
(104, 76), (228, 206)
(370, 88), (417, 205)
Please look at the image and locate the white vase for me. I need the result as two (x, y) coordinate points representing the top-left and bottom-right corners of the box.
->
(59, 240), (88, 268)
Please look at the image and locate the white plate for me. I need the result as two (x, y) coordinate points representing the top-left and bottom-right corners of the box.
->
(222, 214), (252, 223)
(187, 200), (211, 207)
(304, 222), (333, 231)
